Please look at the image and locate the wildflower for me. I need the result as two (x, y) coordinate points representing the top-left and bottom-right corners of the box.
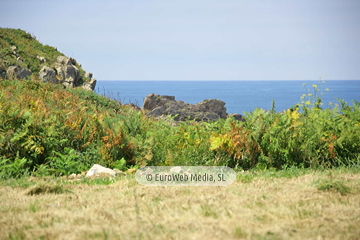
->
(312, 84), (317, 88)
(325, 88), (330, 91)
(308, 93), (312, 96)
(291, 110), (300, 120)
(305, 101), (311, 105)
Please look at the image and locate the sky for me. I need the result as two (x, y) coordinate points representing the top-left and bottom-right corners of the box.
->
(1, 0), (359, 81)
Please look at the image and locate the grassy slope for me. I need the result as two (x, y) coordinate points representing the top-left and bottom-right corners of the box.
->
(0, 28), (87, 81)
(0, 168), (359, 239)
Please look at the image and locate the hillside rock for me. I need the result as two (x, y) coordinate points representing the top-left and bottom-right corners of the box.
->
(143, 94), (176, 111)
(228, 113), (246, 122)
(82, 78), (97, 91)
(39, 66), (57, 83)
(0, 69), (6, 79)
(142, 93), (229, 122)
(0, 28), (97, 90)
(6, 65), (32, 79)
(54, 56), (80, 88)
(85, 72), (93, 79)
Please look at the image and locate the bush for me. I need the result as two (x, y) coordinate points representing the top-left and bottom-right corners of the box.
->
(0, 79), (359, 178)
(209, 83), (360, 170)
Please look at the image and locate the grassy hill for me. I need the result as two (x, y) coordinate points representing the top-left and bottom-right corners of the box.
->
(0, 28), (63, 74)
(0, 28), (91, 87)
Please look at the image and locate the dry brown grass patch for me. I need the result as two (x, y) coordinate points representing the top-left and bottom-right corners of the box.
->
(0, 171), (359, 239)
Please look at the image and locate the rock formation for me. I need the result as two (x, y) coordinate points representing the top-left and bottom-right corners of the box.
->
(54, 56), (80, 88)
(39, 66), (57, 83)
(6, 65), (32, 79)
(142, 93), (244, 122)
(37, 55), (97, 90)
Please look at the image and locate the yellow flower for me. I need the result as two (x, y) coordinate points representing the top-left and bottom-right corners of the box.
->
(291, 110), (300, 120)
(312, 84), (317, 88)
(308, 93), (312, 96)
(325, 88), (330, 91)
(305, 101), (311, 105)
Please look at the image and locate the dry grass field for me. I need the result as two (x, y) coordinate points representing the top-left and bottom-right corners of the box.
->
(0, 169), (359, 240)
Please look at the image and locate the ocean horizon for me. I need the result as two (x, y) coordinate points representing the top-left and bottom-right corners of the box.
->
(95, 80), (360, 114)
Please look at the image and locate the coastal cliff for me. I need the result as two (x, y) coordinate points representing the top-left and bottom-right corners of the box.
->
(0, 28), (96, 90)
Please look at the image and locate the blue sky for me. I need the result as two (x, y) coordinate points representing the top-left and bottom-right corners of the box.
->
(1, 0), (359, 80)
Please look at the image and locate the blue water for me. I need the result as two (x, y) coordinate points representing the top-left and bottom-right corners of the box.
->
(94, 80), (360, 114)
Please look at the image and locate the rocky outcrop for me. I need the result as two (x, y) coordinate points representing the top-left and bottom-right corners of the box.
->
(142, 93), (237, 122)
(1, 32), (97, 90)
(4, 46), (32, 79)
(82, 78), (97, 91)
(124, 103), (142, 111)
(228, 113), (245, 122)
(0, 69), (7, 79)
(39, 66), (57, 83)
(6, 65), (32, 79)
(81, 72), (97, 91)
(54, 56), (80, 88)
(36, 56), (97, 90)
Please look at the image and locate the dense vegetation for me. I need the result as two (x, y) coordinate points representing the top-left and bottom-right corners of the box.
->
(0, 79), (359, 178)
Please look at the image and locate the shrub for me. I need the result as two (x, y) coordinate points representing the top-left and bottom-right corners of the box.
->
(0, 79), (359, 178)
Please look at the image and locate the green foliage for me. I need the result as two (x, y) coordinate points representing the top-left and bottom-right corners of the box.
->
(0, 79), (359, 179)
(111, 158), (127, 171)
(47, 148), (84, 176)
(0, 157), (30, 179)
(208, 82), (360, 170)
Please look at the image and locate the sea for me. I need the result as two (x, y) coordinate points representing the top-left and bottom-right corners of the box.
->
(94, 80), (360, 114)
